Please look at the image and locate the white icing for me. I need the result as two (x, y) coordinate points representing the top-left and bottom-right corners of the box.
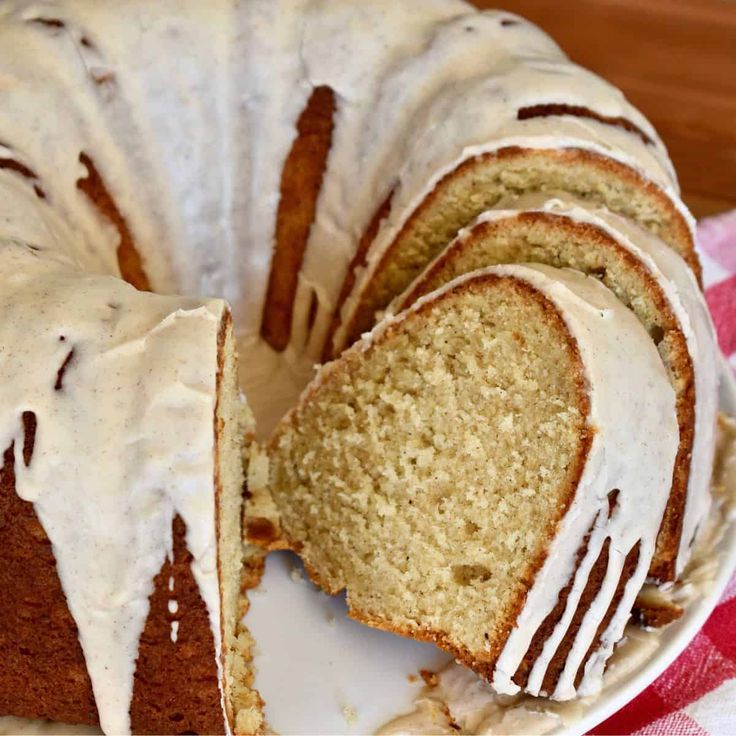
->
(170, 621), (180, 645)
(0, 241), (226, 734)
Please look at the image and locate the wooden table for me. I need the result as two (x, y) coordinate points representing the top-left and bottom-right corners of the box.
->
(470, 0), (736, 217)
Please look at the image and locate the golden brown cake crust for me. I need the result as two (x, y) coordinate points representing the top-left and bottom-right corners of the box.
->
(0, 439), (99, 726)
(516, 104), (654, 146)
(633, 599), (684, 629)
(321, 188), (394, 362)
(0, 153), (46, 200)
(573, 543), (641, 689)
(512, 519), (597, 691)
(131, 516), (223, 735)
(76, 152), (151, 292)
(511, 492), (640, 695)
(261, 85), (336, 352)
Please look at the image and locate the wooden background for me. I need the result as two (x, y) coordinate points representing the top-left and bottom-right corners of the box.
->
(470, 0), (736, 218)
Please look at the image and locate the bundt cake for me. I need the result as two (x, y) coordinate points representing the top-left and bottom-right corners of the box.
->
(267, 264), (679, 700)
(0, 0), (722, 732)
(390, 194), (719, 583)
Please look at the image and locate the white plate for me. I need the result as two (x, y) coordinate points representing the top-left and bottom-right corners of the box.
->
(246, 363), (736, 735)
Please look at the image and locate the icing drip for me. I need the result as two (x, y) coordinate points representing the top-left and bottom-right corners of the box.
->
(168, 577), (179, 644)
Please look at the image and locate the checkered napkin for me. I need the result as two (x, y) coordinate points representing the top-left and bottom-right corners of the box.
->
(591, 211), (736, 735)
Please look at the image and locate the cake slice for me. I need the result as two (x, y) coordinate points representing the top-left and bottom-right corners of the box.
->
(268, 263), (678, 699)
(390, 194), (719, 583)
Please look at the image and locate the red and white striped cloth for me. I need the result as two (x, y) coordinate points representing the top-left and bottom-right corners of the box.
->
(591, 211), (736, 735)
